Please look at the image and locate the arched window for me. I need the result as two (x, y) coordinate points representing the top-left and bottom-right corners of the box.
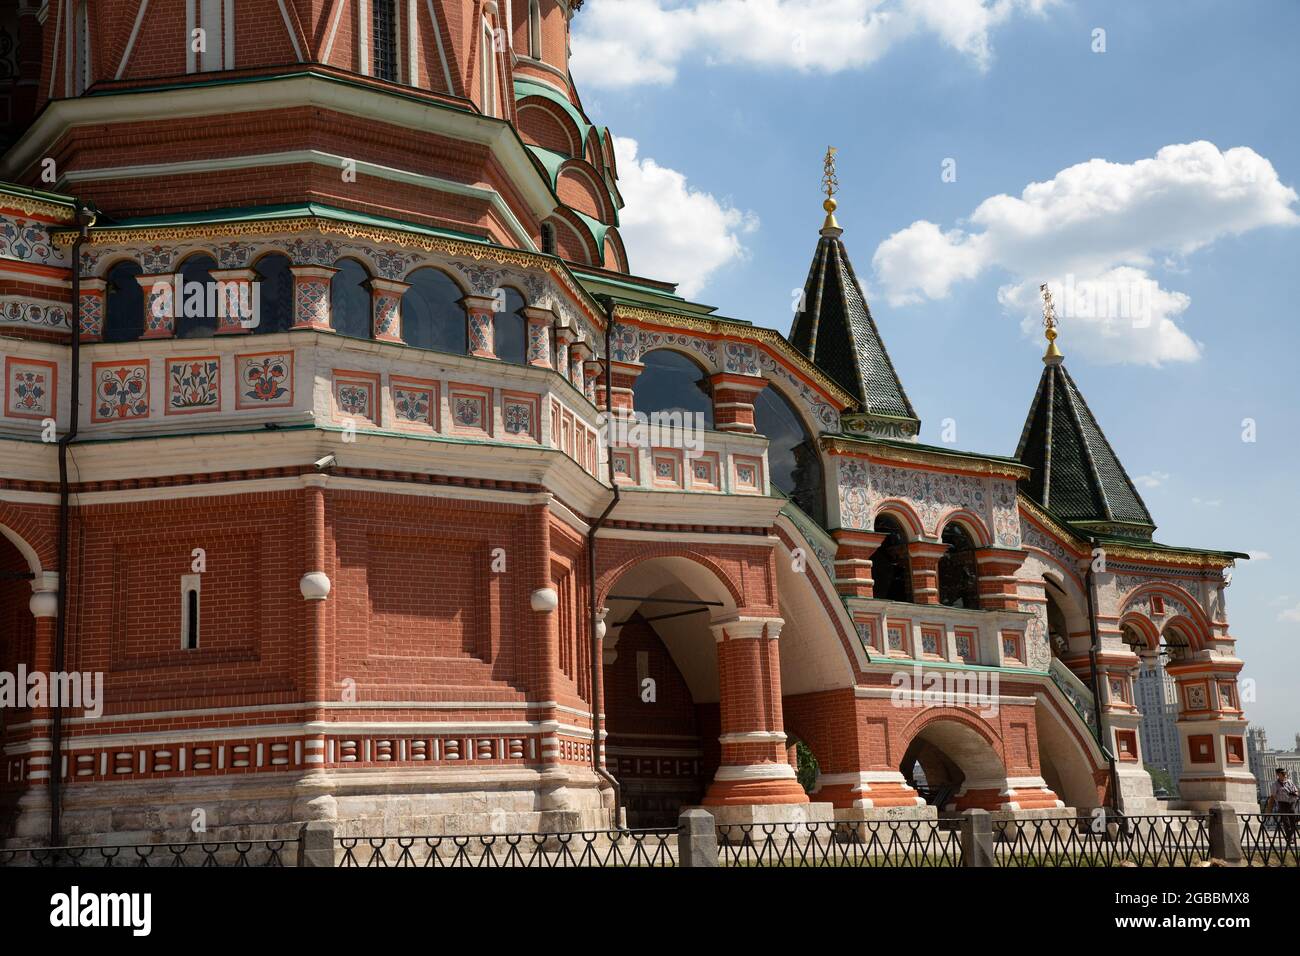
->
(480, 18), (497, 116)
(1161, 624), (1192, 664)
(73, 1), (91, 95)
(252, 253), (294, 334)
(330, 258), (372, 339)
(175, 254), (219, 339)
(401, 268), (467, 353)
(372, 0), (398, 82)
(632, 350), (713, 428)
(871, 513), (912, 603)
(753, 385), (824, 525)
(528, 0), (542, 58)
(104, 260), (144, 343)
(937, 522), (980, 609)
(495, 287), (528, 365)
(1046, 585), (1071, 658)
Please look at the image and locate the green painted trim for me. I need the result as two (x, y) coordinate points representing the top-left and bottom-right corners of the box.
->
(513, 79), (593, 148)
(0, 180), (79, 209)
(825, 432), (1028, 468)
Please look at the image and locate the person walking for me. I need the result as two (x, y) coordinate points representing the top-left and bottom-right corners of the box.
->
(1268, 767), (1299, 844)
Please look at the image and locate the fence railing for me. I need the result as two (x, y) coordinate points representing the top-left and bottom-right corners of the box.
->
(0, 838), (294, 867)
(994, 813), (1210, 867)
(336, 828), (678, 868)
(1240, 813), (1299, 866)
(716, 818), (963, 867)
(3, 807), (1293, 868)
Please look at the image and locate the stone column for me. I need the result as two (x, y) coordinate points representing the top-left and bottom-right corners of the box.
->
(209, 267), (257, 334)
(569, 340), (592, 398)
(974, 546), (1028, 611)
(290, 265), (336, 331)
(523, 307), (555, 368)
(554, 323), (574, 379)
(831, 530), (887, 599)
(708, 372), (767, 433)
(78, 278), (106, 342)
(463, 294), (498, 358)
(369, 277), (410, 343)
(1166, 653), (1255, 809)
(702, 616), (810, 812)
(137, 272), (177, 338)
(906, 541), (948, 605)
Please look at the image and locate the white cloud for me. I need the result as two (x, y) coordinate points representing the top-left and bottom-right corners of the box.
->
(871, 142), (1300, 365)
(1133, 471), (1170, 489)
(613, 136), (759, 297)
(1192, 497), (1222, 508)
(571, 0), (1056, 90)
(1248, 551), (1272, 561)
(1279, 602), (1300, 624)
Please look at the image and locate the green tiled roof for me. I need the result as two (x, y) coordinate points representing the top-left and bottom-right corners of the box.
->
(789, 230), (918, 427)
(1015, 361), (1156, 540)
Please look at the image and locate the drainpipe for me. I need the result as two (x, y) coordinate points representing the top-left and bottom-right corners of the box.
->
(50, 201), (96, 847)
(585, 294), (622, 823)
(1083, 537), (1120, 813)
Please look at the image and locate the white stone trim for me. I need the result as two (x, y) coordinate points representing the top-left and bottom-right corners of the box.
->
(718, 731), (787, 745)
(713, 763), (797, 782)
(276, 0), (304, 61)
(115, 0), (149, 79)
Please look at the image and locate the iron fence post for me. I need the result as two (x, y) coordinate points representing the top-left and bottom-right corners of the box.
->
(298, 821), (337, 867)
(678, 809), (719, 867)
(1208, 805), (1244, 866)
(960, 809), (995, 867)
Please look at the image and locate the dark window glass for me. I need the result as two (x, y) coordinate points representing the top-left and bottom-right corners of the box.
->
(373, 0), (398, 82)
(330, 259), (371, 339)
(632, 350), (713, 428)
(401, 269), (467, 353)
(753, 385), (824, 525)
(541, 222), (557, 255)
(872, 514), (913, 603)
(496, 287), (528, 365)
(1046, 588), (1070, 658)
(175, 254), (219, 339)
(938, 522), (980, 609)
(253, 253), (293, 334)
(104, 261), (144, 342)
(184, 589), (199, 649)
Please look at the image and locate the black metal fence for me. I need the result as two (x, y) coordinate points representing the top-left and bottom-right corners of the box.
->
(337, 828), (678, 868)
(716, 818), (963, 867)
(1240, 813), (1299, 866)
(0, 839), (294, 867)
(994, 813), (1210, 867)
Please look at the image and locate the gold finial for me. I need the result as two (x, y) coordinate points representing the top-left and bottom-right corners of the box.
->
(821, 146), (840, 232)
(1040, 282), (1063, 364)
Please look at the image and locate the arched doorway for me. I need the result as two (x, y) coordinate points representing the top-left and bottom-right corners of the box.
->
(600, 555), (735, 827)
(899, 717), (1008, 812)
(0, 530), (38, 839)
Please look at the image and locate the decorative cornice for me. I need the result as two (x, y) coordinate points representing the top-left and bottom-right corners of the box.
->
(825, 438), (1030, 480)
(0, 197), (76, 222)
(610, 303), (857, 410)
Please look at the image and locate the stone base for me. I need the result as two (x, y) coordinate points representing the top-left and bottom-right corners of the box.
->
(1178, 773), (1258, 812)
(2, 766), (614, 848)
(701, 801), (836, 827)
(834, 804), (937, 822)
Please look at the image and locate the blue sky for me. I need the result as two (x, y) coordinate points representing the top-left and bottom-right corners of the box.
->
(572, 0), (1300, 743)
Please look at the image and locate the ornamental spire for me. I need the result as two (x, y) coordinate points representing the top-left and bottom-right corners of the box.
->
(1040, 282), (1063, 365)
(821, 146), (840, 234)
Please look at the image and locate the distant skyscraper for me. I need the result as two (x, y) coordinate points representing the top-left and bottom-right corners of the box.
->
(1136, 663), (1182, 789)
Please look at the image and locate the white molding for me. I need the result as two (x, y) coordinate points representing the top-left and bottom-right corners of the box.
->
(322, 0), (346, 63)
(713, 763), (797, 782)
(115, 0), (150, 79)
(424, 0), (455, 94)
(276, 0), (304, 62)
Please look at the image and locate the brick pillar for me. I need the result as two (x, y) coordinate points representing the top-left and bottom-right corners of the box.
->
(464, 294), (497, 358)
(583, 359), (601, 405)
(209, 268), (257, 334)
(290, 265), (336, 330)
(974, 546), (1028, 611)
(78, 278), (106, 342)
(530, 504), (562, 770)
(708, 372), (766, 433)
(554, 323), (574, 379)
(569, 340), (593, 399)
(369, 278), (409, 343)
(300, 478), (331, 714)
(907, 541), (947, 605)
(831, 530), (887, 598)
(137, 272), (177, 338)
(605, 360), (642, 415)
(702, 616), (808, 807)
(1166, 654), (1255, 808)
(523, 307), (555, 367)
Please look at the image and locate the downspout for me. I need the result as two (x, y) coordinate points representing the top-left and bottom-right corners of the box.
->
(1083, 537), (1120, 813)
(586, 294), (622, 823)
(50, 201), (95, 847)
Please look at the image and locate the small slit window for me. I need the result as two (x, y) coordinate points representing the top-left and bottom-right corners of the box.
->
(528, 0), (542, 59)
(373, 0), (398, 82)
(181, 574), (201, 650)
